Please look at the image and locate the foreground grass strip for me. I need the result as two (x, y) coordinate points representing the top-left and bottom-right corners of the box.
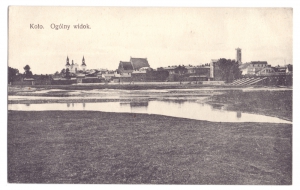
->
(8, 111), (292, 184)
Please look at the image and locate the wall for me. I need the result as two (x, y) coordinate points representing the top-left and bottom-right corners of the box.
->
(146, 70), (169, 82)
(202, 81), (225, 85)
(82, 78), (103, 83)
(11, 81), (34, 85)
(132, 73), (146, 82)
(51, 80), (77, 85)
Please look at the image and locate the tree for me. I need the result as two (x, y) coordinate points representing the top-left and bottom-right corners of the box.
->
(65, 68), (71, 79)
(8, 66), (19, 83)
(174, 65), (188, 84)
(23, 65), (33, 78)
(60, 68), (66, 74)
(215, 58), (241, 83)
(60, 68), (66, 78)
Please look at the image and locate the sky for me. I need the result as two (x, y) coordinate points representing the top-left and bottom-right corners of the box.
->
(9, 7), (293, 74)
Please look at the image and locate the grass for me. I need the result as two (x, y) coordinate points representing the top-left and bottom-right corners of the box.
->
(207, 90), (293, 121)
(8, 111), (292, 184)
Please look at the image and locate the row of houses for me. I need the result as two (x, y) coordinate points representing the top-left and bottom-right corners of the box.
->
(45, 52), (295, 84)
(11, 51), (293, 85)
(116, 57), (214, 82)
(239, 61), (293, 76)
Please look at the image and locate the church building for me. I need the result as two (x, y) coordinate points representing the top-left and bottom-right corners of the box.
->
(65, 56), (87, 74)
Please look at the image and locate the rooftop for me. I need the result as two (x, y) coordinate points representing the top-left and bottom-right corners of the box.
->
(130, 57), (150, 70)
(120, 61), (133, 71)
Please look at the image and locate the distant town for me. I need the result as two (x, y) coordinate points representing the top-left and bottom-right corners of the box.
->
(8, 48), (293, 86)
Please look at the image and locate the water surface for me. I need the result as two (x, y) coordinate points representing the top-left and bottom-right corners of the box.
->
(8, 100), (291, 124)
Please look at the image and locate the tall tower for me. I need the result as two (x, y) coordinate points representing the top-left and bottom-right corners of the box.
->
(81, 56), (86, 72)
(65, 56), (70, 69)
(71, 60), (74, 73)
(235, 48), (242, 64)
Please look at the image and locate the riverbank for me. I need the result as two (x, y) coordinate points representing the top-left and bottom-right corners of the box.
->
(8, 86), (293, 122)
(8, 111), (292, 184)
(206, 90), (293, 121)
(8, 83), (273, 94)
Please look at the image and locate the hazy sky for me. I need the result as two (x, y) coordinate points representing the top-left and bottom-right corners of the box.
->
(9, 7), (292, 74)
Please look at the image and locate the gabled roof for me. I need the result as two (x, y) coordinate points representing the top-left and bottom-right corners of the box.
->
(120, 61), (133, 70)
(239, 63), (250, 69)
(253, 67), (264, 73)
(130, 58), (150, 70)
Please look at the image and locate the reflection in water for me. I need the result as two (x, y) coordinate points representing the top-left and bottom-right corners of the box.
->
(8, 100), (291, 124)
(162, 99), (186, 104)
(130, 101), (149, 107)
(210, 103), (224, 110)
(130, 101), (148, 112)
(120, 101), (149, 112)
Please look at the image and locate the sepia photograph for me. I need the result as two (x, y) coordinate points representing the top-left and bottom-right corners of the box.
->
(7, 6), (293, 185)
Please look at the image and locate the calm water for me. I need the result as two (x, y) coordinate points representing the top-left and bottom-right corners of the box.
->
(8, 100), (291, 124)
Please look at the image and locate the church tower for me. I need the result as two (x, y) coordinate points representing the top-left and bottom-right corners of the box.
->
(235, 48), (242, 64)
(65, 56), (70, 69)
(81, 56), (87, 72)
(71, 60), (74, 73)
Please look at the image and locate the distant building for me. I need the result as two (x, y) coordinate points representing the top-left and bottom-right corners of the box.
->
(118, 61), (134, 74)
(157, 64), (211, 81)
(131, 57), (150, 71)
(273, 65), (287, 73)
(246, 61), (268, 75)
(286, 64), (293, 74)
(65, 56), (87, 74)
(239, 62), (250, 75)
(210, 59), (218, 80)
(235, 48), (242, 64)
(81, 56), (86, 72)
(158, 66), (177, 74)
(118, 57), (150, 74)
(255, 66), (275, 76)
(239, 61), (293, 76)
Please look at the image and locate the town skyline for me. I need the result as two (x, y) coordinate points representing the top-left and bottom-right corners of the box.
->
(9, 7), (292, 74)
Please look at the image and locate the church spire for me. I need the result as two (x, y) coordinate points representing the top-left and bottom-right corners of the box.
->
(66, 56), (70, 66)
(82, 56), (86, 66)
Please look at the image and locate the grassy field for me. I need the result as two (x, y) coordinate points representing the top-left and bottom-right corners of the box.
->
(207, 90), (293, 121)
(8, 111), (292, 184)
